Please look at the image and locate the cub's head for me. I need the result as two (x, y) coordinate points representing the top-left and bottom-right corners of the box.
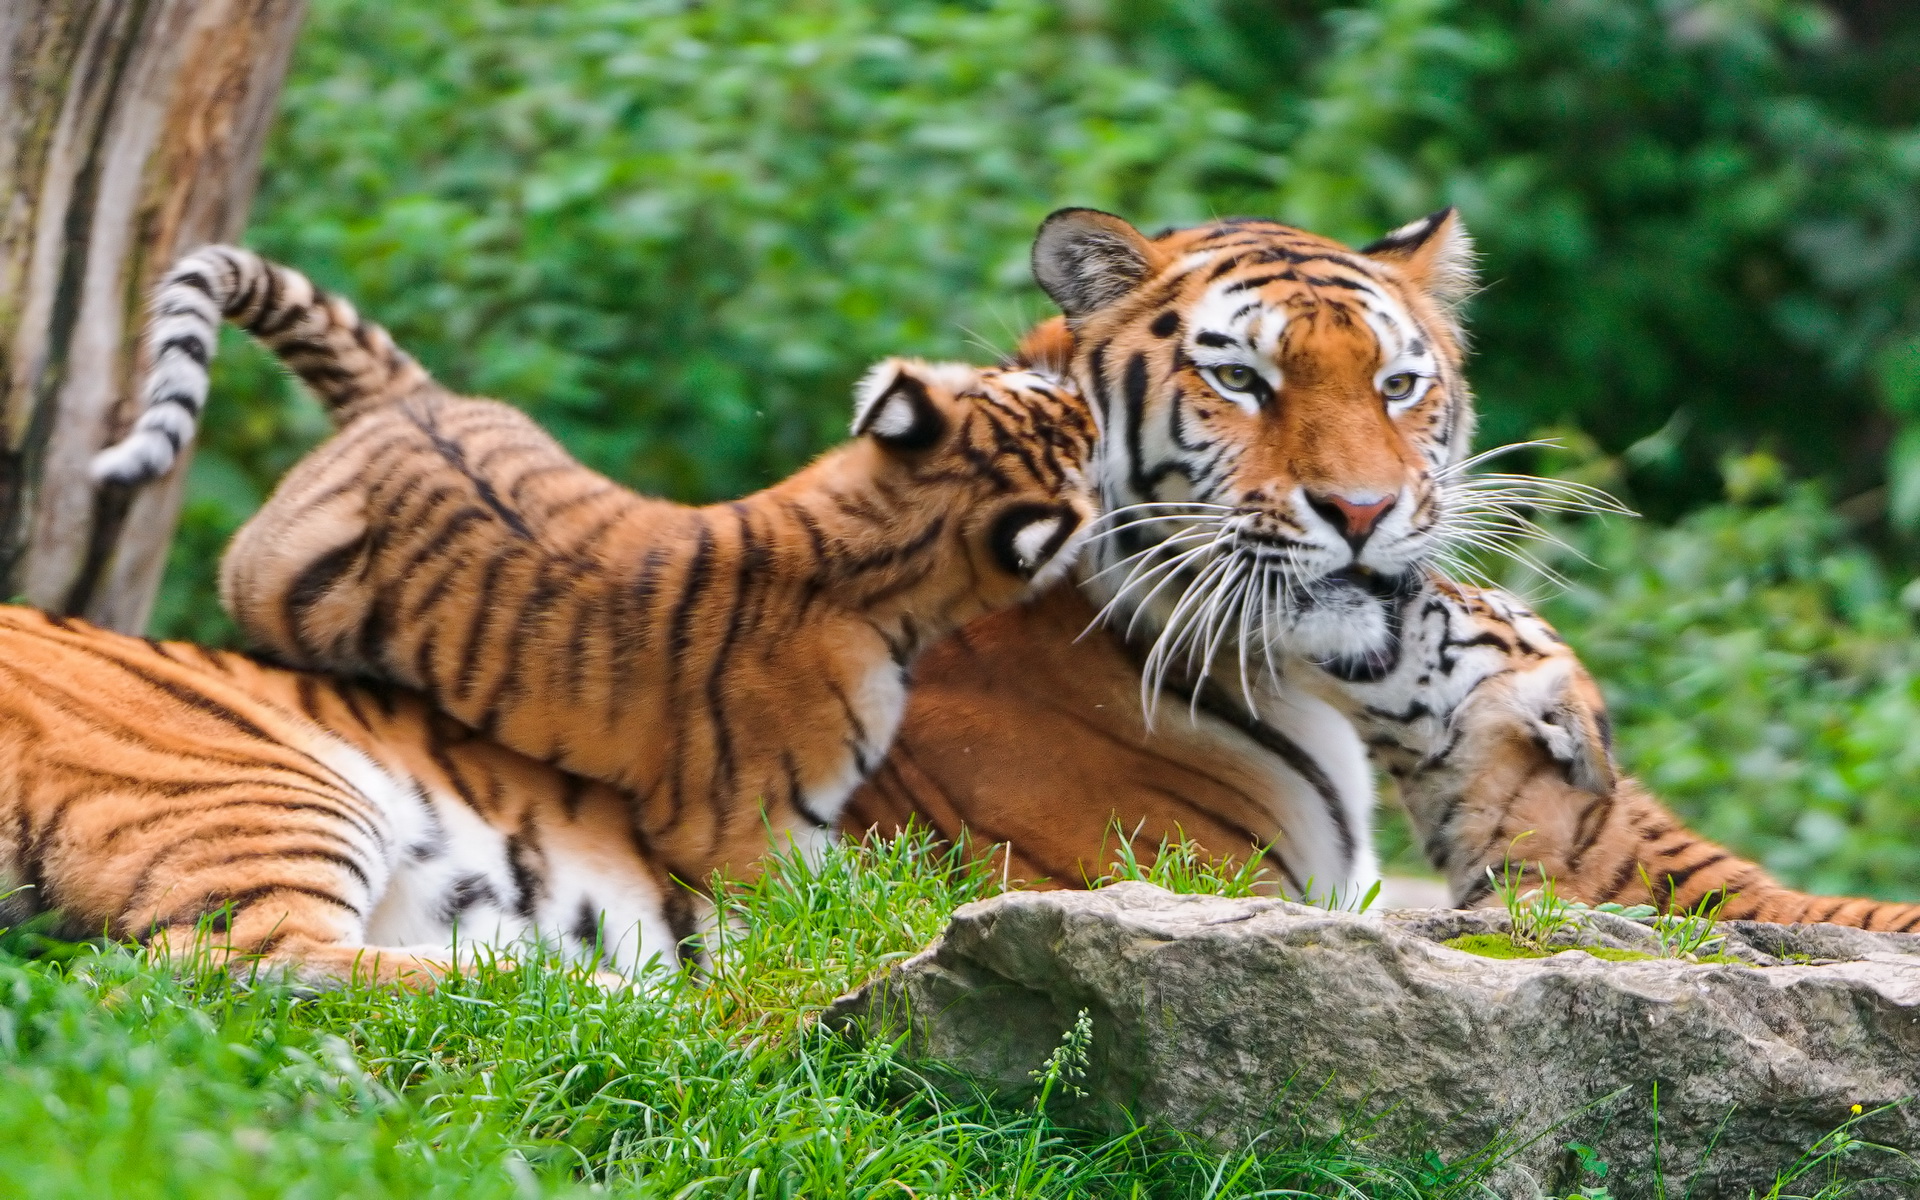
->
(1032, 207), (1478, 676)
(845, 357), (1099, 619)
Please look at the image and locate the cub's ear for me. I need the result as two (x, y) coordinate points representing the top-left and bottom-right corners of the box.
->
(1508, 661), (1617, 797)
(852, 359), (945, 451)
(1032, 208), (1160, 320)
(989, 502), (1084, 581)
(1361, 207), (1477, 311)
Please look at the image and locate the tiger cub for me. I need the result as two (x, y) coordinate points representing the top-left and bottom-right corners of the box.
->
(92, 245), (1098, 891)
(0, 605), (694, 986)
(1294, 571), (1920, 929)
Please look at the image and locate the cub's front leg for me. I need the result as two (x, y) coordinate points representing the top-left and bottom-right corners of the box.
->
(1294, 573), (1920, 929)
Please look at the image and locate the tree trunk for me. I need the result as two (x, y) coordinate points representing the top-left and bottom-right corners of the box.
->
(0, 0), (306, 632)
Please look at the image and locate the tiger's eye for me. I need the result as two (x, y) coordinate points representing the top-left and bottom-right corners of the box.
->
(1381, 372), (1420, 402)
(1215, 364), (1257, 392)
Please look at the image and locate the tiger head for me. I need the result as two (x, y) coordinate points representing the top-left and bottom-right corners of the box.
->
(1030, 207), (1479, 684)
(842, 358), (1100, 622)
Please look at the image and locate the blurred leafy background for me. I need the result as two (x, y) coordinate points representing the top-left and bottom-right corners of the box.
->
(159, 0), (1920, 896)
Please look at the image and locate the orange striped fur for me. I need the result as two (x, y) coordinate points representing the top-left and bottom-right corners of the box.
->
(193, 217), (1466, 901)
(96, 246), (1098, 896)
(1295, 573), (1920, 929)
(0, 606), (696, 986)
(852, 209), (1485, 896)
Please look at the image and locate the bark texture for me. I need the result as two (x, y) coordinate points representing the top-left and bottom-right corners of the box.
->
(0, 0), (306, 630)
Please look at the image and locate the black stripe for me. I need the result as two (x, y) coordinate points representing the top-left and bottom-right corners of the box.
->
(283, 541), (361, 650)
(195, 846), (373, 891)
(504, 830), (542, 918)
(158, 333), (210, 367)
(1183, 679), (1357, 873)
(439, 873), (498, 922)
(1120, 351), (1158, 501)
(249, 265), (282, 332)
(415, 407), (535, 540)
(1596, 854), (1643, 904)
(702, 507), (759, 832)
(173, 270), (215, 299)
(666, 523), (716, 663)
(186, 881), (363, 923)
(1562, 789), (1616, 876)
(451, 550), (515, 703)
(1658, 851), (1730, 898)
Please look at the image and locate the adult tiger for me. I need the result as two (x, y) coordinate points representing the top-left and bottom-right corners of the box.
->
(1294, 570), (1920, 929)
(848, 208), (1485, 899)
(124, 219), (1904, 925)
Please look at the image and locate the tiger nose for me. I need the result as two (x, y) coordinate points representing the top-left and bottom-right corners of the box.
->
(1306, 490), (1396, 546)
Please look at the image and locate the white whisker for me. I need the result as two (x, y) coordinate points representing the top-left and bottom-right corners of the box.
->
(1140, 553), (1238, 721)
(1235, 561), (1259, 711)
(1097, 537), (1221, 630)
(1190, 559), (1248, 711)
(1082, 518), (1213, 549)
(1083, 527), (1217, 584)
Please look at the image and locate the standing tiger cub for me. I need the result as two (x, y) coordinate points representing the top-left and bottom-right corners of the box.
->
(1294, 572), (1920, 930)
(70, 245), (1096, 979)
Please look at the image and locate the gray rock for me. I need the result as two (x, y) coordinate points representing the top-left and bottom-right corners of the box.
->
(828, 883), (1920, 1197)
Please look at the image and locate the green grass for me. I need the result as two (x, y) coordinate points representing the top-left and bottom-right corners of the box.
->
(0, 831), (1886, 1197)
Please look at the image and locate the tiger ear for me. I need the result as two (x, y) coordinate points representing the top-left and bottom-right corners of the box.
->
(1032, 208), (1160, 320)
(1362, 207), (1477, 311)
(852, 359), (945, 451)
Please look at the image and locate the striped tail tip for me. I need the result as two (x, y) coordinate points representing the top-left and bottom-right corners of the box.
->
(89, 419), (192, 486)
(90, 342), (212, 485)
(90, 249), (232, 486)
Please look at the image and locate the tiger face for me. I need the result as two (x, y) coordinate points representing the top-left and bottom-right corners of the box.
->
(845, 359), (1100, 622)
(1031, 208), (1478, 685)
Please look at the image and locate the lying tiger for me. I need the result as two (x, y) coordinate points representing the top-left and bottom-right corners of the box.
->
(6, 248), (1098, 986)
(1294, 571), (1920, 929)
(0, 608), (689, 985)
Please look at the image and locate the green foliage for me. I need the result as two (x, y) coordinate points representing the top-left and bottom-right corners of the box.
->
(1091, 822), (1277, 898)
(1441, 932), (1553, 960)
(0, 832), (1525, 1197)
(162, 0), (1920, 630)
(1645, 873), (1736, 958)
(1488, 850), (1585, 950)
(0, 948), (571, 1197)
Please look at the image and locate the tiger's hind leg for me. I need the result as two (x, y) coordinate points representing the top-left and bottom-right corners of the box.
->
(146, 893), (457, 991)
